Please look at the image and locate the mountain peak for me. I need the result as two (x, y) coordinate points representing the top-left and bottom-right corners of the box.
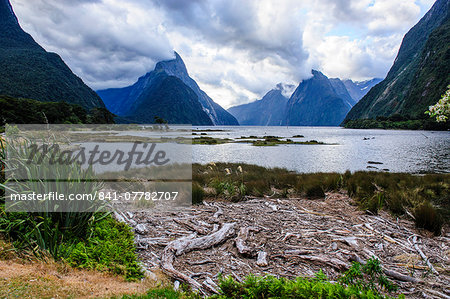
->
(311, 69), (326, 78)
(155, 51), (189, 77)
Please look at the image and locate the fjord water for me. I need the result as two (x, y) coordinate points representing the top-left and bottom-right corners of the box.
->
(192, 126), (450, 173)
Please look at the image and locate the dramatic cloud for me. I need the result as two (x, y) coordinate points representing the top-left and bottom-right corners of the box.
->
(10, 0), (434, 108)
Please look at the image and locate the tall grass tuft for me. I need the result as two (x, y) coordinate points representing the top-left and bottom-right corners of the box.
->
(413, 201), (443, 235)
(1, 136), (104, 259)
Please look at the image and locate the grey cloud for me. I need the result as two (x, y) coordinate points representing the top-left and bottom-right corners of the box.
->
(12, 0), (174, 89)
(9, 0), (428, 106)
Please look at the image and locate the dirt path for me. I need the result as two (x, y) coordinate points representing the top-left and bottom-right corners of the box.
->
(126, 192), (450, 298)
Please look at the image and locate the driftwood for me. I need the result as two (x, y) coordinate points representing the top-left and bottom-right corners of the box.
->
(213, 204), (223, 218)
(292, 255), (349, 271)
(235, 226), (259, 257)
(160, 223), (236, 294)
(129, 193), (448, 296)
(174, 218), (209, 235)
(203, 277), (219, 294)
(350, 254), (420, 283)
(256, 251), (268, 267)
(412, 236), (439, 275)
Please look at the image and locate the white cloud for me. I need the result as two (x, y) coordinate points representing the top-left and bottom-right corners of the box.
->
(9, 0), (435, 107)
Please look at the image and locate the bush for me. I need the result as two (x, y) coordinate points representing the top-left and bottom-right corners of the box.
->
(213, 258), (400, 298)
(413, 201), (443, 235)
(192, 182), (205, 204)
(64, 216), (144, 280)
(305, 184), (325, 199)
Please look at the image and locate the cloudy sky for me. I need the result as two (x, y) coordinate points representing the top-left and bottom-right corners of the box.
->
(10, 0), (435, 108)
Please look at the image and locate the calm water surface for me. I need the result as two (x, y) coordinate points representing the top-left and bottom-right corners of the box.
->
(192, 126), (450, 173)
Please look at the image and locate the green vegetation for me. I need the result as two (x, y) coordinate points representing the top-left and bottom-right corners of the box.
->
(193, 163), (449, 235)
(0, 95), (115, 125)
(250, 137), (326, 146)
(0, 137), (143, 280)
(0, 3), (106, 111)
(120, 288), (192, 299)
(65, 216), (144, 280)
(192, 136), (233, 145)
(120, 258), (402, 298)
(236, 136), (327, 146)
(343, 114), (449, 130)
(213, 259), (399, 299)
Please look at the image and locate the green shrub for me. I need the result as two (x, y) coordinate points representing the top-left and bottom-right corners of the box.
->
(305, 184), (325, 199)
(413, 201), (443, 235)
(213, 258), (400, 298)
(386, 192), (406, 215)
(364, 193), (386, 215)
(120, 288), (182, 299)
(192, 182), (205, 204)
(64, 216), (144, 280)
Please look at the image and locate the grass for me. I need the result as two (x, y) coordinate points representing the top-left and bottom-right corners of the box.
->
(193, 163), (449, 235)
(0, 135), (144, 280)
(0, 244), (163, 299)
(64, 216), (144, 280)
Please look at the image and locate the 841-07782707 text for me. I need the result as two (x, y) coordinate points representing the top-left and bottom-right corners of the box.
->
(98, 191), (179, 201)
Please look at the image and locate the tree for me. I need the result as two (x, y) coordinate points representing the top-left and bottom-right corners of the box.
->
(426, 85), (450, 122)
(154, 116), (167, 124)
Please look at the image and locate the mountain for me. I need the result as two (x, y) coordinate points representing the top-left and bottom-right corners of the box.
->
(98, 52), (238, 125)
(342, 78), (383, 102)
(344, 0), (450, 122)
(124, 75), (213, 125)
(227, 84), (291, 125)
(227, 74), (382, 126)
(98, 55), (213, 125)
(329, 78), (356, 107)
(0, 0), (105, 110)
(283, 70), (353, 126)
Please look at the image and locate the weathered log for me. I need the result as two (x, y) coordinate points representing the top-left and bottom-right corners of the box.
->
(256, 251), (268, 267)
(412, 236), (439, 275)
(294, 255), (349, 271)
(160, 223), (236, 294)
(235, 226), (259, 257)
(174, 218), (209, 235)
(213, 204), (223, 218)
(187, 259), (214, 266)
(203, 277), (219, 294)
(137, 237), (171, 247)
